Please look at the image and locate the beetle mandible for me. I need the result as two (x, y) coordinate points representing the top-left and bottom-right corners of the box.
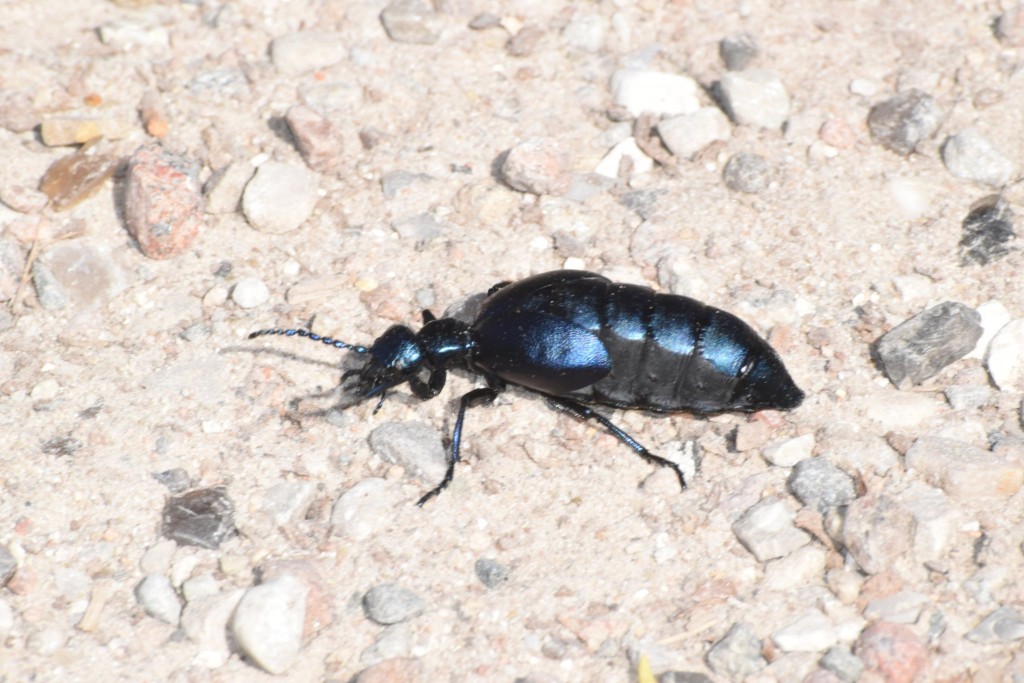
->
(249, 270), (804, 506)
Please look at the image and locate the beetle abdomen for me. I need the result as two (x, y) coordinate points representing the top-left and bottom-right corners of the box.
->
(473, 271), (802, 413)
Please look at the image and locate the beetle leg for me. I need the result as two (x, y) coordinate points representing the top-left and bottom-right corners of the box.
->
(544, 395), (687, 492)
(409, 369), (446, 399)
(417, 387), (500, 507)
(421, 309), (436, 324)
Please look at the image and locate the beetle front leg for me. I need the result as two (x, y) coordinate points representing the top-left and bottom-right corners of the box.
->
(417, 387), (499, 507)
(409, 369), (446, 399)
(545, 395), (688, 492)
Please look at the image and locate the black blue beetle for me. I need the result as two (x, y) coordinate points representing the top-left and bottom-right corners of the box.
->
(250, 270), (804, 505)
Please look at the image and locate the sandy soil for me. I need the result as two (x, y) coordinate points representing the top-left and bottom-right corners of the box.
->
(1, 0), (1023, 681)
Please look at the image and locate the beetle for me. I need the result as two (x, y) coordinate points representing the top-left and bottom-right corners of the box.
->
(250, 270), (804, 505)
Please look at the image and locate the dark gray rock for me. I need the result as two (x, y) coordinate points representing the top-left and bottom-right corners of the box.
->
(368, 421), (447, 484)
(152, 468), (192, 493)
(162, 486), (236, 549)
(723, 153), (771, 194)
(719, 33), (758, 71)
(960, 195), (1016, 266)
(867, 89), (942, 155)
(875, 302), (982, 388)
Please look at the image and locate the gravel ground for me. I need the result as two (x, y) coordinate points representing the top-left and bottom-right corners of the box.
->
(2, 1), (1024, 681)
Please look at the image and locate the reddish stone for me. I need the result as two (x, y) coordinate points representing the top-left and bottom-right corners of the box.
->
(258, 559), (333, 641)
(855, 621), (928, 683)
(285, 105), (343, 173)
(123, 143), (203, 260)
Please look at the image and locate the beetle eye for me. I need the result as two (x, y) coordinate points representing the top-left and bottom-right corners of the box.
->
(739, 357), (755, 377)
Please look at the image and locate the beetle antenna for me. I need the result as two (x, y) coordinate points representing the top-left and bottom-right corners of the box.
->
(372, 390), (387, 414)
(249, 328), (368, 353)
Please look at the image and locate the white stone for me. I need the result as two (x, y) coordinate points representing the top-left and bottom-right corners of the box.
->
(180, 589), (245, 668)
(718, 69), (790, 129)
(595, 137), (653, 178)
(331, 478), (399, 541)
(941, 128), (1014, 188)
(242, 162), (318, 234)
(231, 276), (271, 309)
(732, 497), (810, 562)
(263, 481), (317, 525)
(610, 69), (700, 117)
(968, 300), (1011, 359)
(762, 433), (815, 467)
(986, 319), (1024, 391)
(772, 610), (838, 652)
(862, 392), (943, 430)
(270, 32), (346, 75)
(135, 575), (182, 625)
(231, 575), (308, 675)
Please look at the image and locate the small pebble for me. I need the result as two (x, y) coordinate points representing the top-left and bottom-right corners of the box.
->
(181, 590), (245, 668)
(788, 458), (856, 514)
(849, 78), (878, 97)
(139, 539), (177, 575)
(474, 558), (510, 588)
(840, 494), (915, 574)
(904, 436), (1023, 504)
(763, 545), (827, 591)
(966, 606), (1024, 643)
(259, 560), (333, 639)
(723, 152), (772, 194)
(363, 583), (425, 625)
(941, 129), (1013, 188)
(820, 647), (864, 683)
(286, 105), (344, 173)
(369, 421), (447, 484)
(610, 69), (700, 118)
(31, 260), (71, 310)
(182, 573), (220, 603)
(562, 14), (607, 53)
(986, 318), (1024, 391)
(242, 161), (318, 234)
(855, 622), (927, 683)
(900, 482), (955, 564)
(468, 12), (500, 30)
(230, 276), (271, 309)
(123, 143), (203, 260)
(874, 302), (982, 389)
(771, 610), (838, 652)
(135, 574), (182, 625)
(969, 299), (1012, 358)
(732, 497), (810, 562)
(391, 212), (444, 247)
(270, 31), (346, 75)
(818, 118), (857, 149)
(996, 4), (1024, 46)
(0, 185), (48, 213)
(162, 486), (236, 549)
(867, 89), (942, 155)
(39, 115), (132, 146)
(361, 623), (414, 665)
(501, 138), (573, 196)
(0, 546), (16, 587)
(762, 433), (815, 467)
(381, 170), (432, 199)
(717, 70), (790, 129)
(595, 138), (654, 179)
(97, 17), (169, 49)
(864, 591), (930, 624)
(380, 0), (442, 45)
(944, 384), (994, 410)
(331, 479), (399, 541)
(706, 623), (766, 678)
(152, 468), (192, 493)
(960, 195), (1016, 266)
(657, 107), (731, 160)
(39, 149), (119, 211)
(507, 26), (544, 57)
(231, 575), (308, 675)
(719, 33), (758, 71)
(203, 162), (254, 215)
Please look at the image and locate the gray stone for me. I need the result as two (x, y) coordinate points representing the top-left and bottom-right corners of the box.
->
(657, 107), (731, 160)
(864, 591), (930, 624)
(474, 558), (510, 588)
(369, 421), (447, 484)
(875, 302), (982, 388)
(380, 0), (442, 44)
(363, 583), (425, 625)
(331, 478), (399, 540)
(904, 436), (1023, 504)
(867, 89), (942, 155)
(944, 384), (995, 410)
(360, 622), (413, 665)
(771, 610), (838, 652)
(162, 486), (236, 549)
(820, 647), (864, 683)
(788, 458), (857, 514)
(941, 129), (1014, 187)
(840, 494), (915, 575)
(723, 153), (772, 194)
(720, 33), (759, 71)
(762, 434), (815, 467)
(180, 589), (245, 668)
(262, 480), (316, 525)
(706, 622), (766, 678)
(966, 606), (1024, 643)
(501, 137), (573, 196)
(203, 162), (254, 215)
(960, 195), (1016, 266)
(732, 497), (810, 562)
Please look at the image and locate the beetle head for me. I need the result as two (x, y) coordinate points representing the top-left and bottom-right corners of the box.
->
(729, 350), (804, 412)
(352, 325), (426, 399)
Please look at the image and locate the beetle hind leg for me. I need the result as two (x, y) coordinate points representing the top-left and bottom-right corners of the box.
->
(545, 396), (688, 492)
